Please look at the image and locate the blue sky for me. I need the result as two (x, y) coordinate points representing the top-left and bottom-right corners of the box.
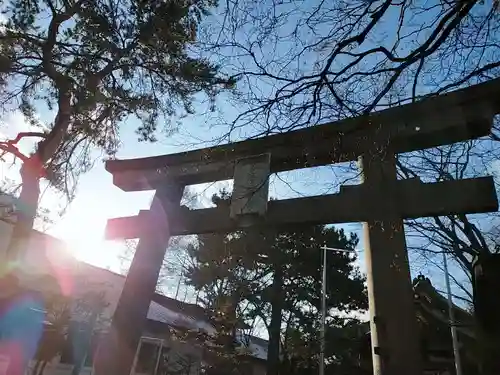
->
(0, 0), (498, 306)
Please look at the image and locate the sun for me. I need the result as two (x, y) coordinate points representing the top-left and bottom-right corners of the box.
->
(48, 205), (126, 271)
(44, 175), (153, 272)
(66, 235), (126, 271)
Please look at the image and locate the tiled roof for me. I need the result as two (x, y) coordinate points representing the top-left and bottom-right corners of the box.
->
(413, 275), (475, 338)
(151, 293), (209, 324)
(148, 295), (268, 360)
(146, 299), (216, 334)
(235, 331), (268, 360)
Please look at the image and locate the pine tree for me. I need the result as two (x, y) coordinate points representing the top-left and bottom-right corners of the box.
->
(185, 192), (367, 375)
(0, 0), (233, 264)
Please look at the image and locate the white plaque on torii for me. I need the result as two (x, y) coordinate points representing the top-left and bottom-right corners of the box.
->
(230, 153), (271, 219)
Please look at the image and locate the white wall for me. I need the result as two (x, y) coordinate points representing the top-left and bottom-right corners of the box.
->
(0, 219), (76, 278)
(0, 219), (126, 321)
(0, 220), (267, 375)
(0, 219), (127, 375)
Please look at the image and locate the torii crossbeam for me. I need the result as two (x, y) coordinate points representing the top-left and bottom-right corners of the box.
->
(96, 78), (500, 375)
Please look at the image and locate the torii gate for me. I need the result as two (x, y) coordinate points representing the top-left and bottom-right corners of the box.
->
(95, 78), (500, 375)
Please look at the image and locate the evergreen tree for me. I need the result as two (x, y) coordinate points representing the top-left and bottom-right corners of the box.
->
(0, 0), (233, 263)
(185, 192), (367, 375)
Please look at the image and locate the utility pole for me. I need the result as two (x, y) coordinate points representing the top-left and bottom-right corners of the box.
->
(320, 245), (327, 375)
(442, 252), (463, 375)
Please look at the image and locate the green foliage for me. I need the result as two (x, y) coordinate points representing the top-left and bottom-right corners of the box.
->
(0, 0), (233, 195)
(34, 293), (72, 365)
(186, 194), (367, 313)
(160, 321), (250, 375)
(31, 280), (109, 375)
(281, 318), (370, 375)
(185, 192), (368, 374)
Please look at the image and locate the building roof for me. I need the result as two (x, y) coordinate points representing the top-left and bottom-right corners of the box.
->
(146, 298), (216, 334)
(0, 218), (268, 360)
(357, 275), (475, 339)
(413, 275), (475, 338)
(148, 292), (268, 360)
(75, 260), (269, 360)
(235, 332), (268, 360)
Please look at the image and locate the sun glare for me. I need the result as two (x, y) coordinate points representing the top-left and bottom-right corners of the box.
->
(46, 180), (153, 272)
(49, 207), (126, 271)
(67, 235), (125, 271)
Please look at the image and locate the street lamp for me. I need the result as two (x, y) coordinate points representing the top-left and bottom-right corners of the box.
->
(319, 246), (358, 375)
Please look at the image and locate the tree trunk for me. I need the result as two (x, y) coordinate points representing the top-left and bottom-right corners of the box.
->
(4, 92), (71, 265)
(2, 160), (42, 375)
(5, 159), (41, 264)
(267, 264), (283, 375)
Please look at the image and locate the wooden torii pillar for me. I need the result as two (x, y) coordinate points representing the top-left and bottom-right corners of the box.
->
(96, 78), (500, 375)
